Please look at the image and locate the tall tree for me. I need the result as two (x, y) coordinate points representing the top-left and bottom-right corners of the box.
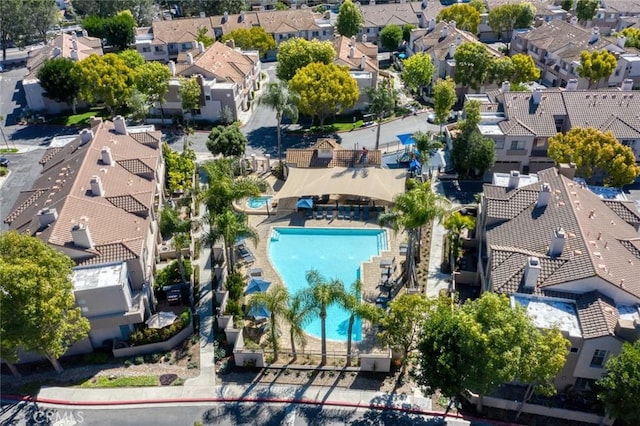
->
(276, 38), (335, 81)
(27, 0), (59, 46)
(487, 3), (535, 41)
(336, 0), (363, 38)
(378, 181), (449, 288)
(195, 26), (214, 48)
(413, 130), (443, 166)
(135, 61), (172, 121)
(119, 49), (145, 70)
(561, 0), (574, 12)
(510, 53), (541, 84)
(576, 49), (617, 89)
(0, 0), (29, 62)
(597, 341), (640, 425)
(339, 280), (383, 367)
(178, 76), (203, 125)
(73, 0), (155, 24)
(162, 142), (195, 195)
(432, 77), (457, 134)
(207, 209), (258, 274)
(72, 53), (136, 117)
(380, 25), (403, 52)
(283, 293), (311, 362)
(443, 212), (475, 272)
(366, 83), (398, 150)
(488, 57), (516, 85)
(377, 294), (432, 373)
(206, 124), (248, 158)
(302, 269), (344, 366)
(548, 127), (640, 187)
(402, 24), (416, 43)
(436, 3), (481, 34)
(576, 0), (599, 24)
(467, 132), (496, 177)
(0, 232), (90, 375)
(103, 10), (137, 51)
(452, 100), (495, 177)
(453, 42), (494, 91)
(221, 27), (276, 58)
(82, 15), (106, 39)
(289, 62), (359, 129)
(401, 52), (436, 94)
(248, 284), (289, 362)
(258, 81), (300, 164)
(37, 58), (81, 112)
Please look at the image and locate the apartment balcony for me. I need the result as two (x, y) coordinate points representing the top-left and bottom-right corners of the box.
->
(507, 149), (528, 156)
(531, 149), (548, 157)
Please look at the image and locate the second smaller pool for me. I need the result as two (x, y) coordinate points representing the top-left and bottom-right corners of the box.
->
(247, 196), (272, 210)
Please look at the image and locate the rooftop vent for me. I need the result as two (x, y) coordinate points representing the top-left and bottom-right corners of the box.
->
(186, 52), (194, 65)
(79, 129), (93, 145)
(113, 115), (127, 135)
(536, 182), (551, 208)
(90, 175), (104, 196)
(501, 81), (510, 93)
(101, 146), (113, 166)
(548, 227), (566, 257)
(566, 79), (578, 91)
(621, 79), (633, 91)
(523, 257), (541, 289)
(508, 170), (521, 189)
(168, 60), (176, 76)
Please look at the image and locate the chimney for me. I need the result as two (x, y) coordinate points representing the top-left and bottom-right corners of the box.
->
(225, 39), (235, 49)
(558, 162), (577, 179)
(223, 11), (228, 22)
(187, 52), (194, 64)
(113, 115), (127, 135)
(72, 32), (78, 41)
(70, 49), (78, 61)
(90, 116), (102, 127)
(449, 20), (456, 30)
(536, 182), (551, 208)
(421, 0), (427, 9)
(72, 39), (77, 50)
(101, 146), (114, 165)
(617, 35), (627, 48)
(448, 43), (456, 58)
(455, 35), (462, 46)
(199, 11), (205, 18)
(441, 24), (449, 38)
(349, 44), (355, 58)
(37, 208), (58, 228)
(81, 29), (88, 37)
(569, 16), (578, 25)
(168, 60), (176, 76)
(362, 34), (368, 43)
(508, 170), (521, 189)
(371, 0), (375, 4)
(428, 18), (436, 31)
(79, 128), (94, 144)
(548, 227), (567, 257)
(198, 41), (205, 53)
(621, 78), (633, 91)
(90, 175), (104, 196)
(361, 55), (366, 70)
(523, 257), (541, 289)
(532, 87), (543, 104)
(566, 78), (578, 91)
(501, 81), (510, 93)
(590, 27), (600, 43)
(71, 223), (94, 249)
(351, 35), (356, 46)
(240, 10), (245, 21)
(52, 46), (61, 57)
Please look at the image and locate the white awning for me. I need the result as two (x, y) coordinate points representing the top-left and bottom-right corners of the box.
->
(275, 167), (406, 203)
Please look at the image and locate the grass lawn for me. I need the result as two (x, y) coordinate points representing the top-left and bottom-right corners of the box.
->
(0, 148), (18, 154)
(78, 375), (158, 388)
(48, 108), (111, 126)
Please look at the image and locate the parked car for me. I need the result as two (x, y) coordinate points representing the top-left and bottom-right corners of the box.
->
(0, 157), (9, 167)
(427, 111), (458, 124)
(163, 284), (183, 305)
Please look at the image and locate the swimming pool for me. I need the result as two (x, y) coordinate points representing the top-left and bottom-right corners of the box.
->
(268, 227), (388, 342)
(246, 196), (272, 209)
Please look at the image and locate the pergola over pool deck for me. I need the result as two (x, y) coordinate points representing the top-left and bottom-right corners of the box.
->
(274, 167), (407, 207)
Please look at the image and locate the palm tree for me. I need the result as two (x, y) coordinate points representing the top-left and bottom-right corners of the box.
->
(366, 83), (397, 150)
(172, 232), (191, 285)
(302, 269), (345, 366)
(248, 284), (289, 362)
(339, 280), (383, 367)
(258, 81), (300, 165)
(443, 211), (476, 272)
(283, 292), (311, 362)
(412, 130), (442, 166)
(205, 209), (258, 274)
(378, 181), (449, 288)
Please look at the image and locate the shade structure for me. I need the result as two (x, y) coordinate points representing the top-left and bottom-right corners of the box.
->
(409, 159), (421, 171)
(296, 198), (314, 209)
(245, 278), (272, 295)
(145, 311), (178, 329)
(396, 133), (415, 145)
(248, 304), (271, 320)
(274, 167), (406, 204)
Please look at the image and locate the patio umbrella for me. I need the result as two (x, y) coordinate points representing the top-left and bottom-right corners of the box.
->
(245, 278), (272, 295)
(145, 311), (178, 329)
(248, 304), (271, 320)
(296, 198), (314, 209)
(396, 133), (415, 146)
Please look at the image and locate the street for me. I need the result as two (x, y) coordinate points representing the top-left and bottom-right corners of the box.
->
(0, 400), (473, 426)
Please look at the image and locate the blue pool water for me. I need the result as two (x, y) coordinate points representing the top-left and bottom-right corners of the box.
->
(268, 227), (387, 342)
(247, 196), (272, 209)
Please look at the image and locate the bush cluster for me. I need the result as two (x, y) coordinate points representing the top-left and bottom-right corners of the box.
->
(130, 309), (191, 346)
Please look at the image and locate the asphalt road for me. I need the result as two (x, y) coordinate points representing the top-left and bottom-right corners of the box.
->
(0, 401), (473, 426)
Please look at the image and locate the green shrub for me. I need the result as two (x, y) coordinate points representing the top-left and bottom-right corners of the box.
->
(0, 167), (8, 177)
(133, 356), (145, 365)
(194, 239), (200, 260)
(193, 265), (200, 305)
(154, 259), (192, 290)
(271, 162), (284, 180)
(146, 352), (163, 363)
(225, 299), (243, 319)
(187, 361), (198, 369)
(226, 272), (244, 301)
(124, 359), (132, 368)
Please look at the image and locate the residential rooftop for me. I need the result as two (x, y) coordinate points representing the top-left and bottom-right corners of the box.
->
(73, 262), (125, 291)
(513, 294), (582, 338)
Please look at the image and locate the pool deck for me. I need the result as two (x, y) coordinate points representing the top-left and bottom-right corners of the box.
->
(239, 180), (406, 357)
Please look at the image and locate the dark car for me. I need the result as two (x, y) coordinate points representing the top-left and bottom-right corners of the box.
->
(163, 284), (183, 305)
(0, 157), (9, 167)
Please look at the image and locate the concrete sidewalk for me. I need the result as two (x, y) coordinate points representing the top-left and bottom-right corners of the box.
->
(425, 180), (455, 298)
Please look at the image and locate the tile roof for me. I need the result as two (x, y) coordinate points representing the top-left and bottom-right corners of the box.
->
(359, 2), (421, 28)
(286, 138), (381, 168)
(254, 9), (321, 33)
(333, 36), (379, 74)
(151, 17), (212, 44)
(600, 0), (640, 14)
(177, 41), (258, 84)
(603, 200), (640, 227)
(576, 291), (619, 339)
(5, 119), (162, 265)
(210, 11), (260, 33)
(25, 33), (102, 80)
(412, 21), (500, 61)
(485, 168), (640, 301)
(498, 91), (564, 137)
(76, 241), (139, 266)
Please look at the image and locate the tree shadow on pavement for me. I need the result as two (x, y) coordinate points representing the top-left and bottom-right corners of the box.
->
(243, 126), (343, 157)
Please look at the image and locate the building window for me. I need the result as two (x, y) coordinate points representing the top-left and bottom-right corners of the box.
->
(570, 347), (579, 353)
(205, 95), (211, 101)
(142, 47), (150, 53)
(154, 46), (163, 52)
(494, 140), (505, 149)
(312, 31), (319, 37)
(510, 140), (525, 150)
(575, 377), (594, 391)
(193, 108), (201, 116)
(590, 349), (607, 367)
